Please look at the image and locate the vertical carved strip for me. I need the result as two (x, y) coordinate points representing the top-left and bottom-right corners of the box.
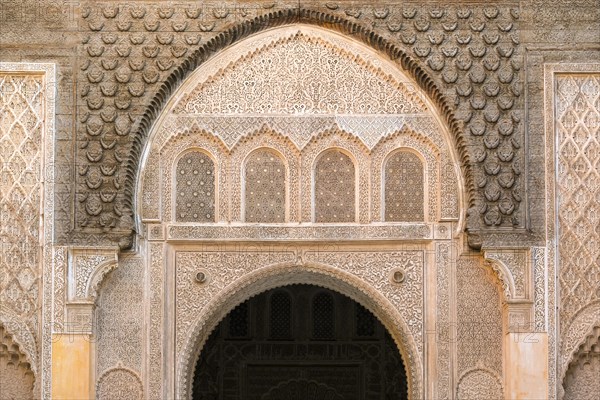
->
(456, 256), (504, 393)
(148, 243), (164, 399)
(96, 257), (144, 378)
(52, 246), (67, 331)
(533, 247), (546, 332)
(436, 243), (450, 399)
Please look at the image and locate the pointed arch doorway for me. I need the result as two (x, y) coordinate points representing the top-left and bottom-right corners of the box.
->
(192, 284), (408, 400)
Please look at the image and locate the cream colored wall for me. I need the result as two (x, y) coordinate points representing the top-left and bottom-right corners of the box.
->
(51, 335), (92, 400)
(505, 333), (549, 400)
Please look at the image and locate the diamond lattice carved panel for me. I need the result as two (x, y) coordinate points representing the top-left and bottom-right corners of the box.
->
(0, 74), (44, 348)
(556, 75), (600, 335)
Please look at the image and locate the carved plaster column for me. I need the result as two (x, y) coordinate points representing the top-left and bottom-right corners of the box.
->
(484, 249), (548, 399)
(51, 248), (118, 399)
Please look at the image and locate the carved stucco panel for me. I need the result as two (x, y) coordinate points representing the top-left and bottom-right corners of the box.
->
(456, 368), (504, 400)
(96, 256), (144, 378)
(456, 257), (504, 381)
(174, 32), (428, 116)
(68, 249), (118, 301)
(300, 129), (370, 223)
(96, 366), (144, 400)
(175, 249), (296, 354)
(484, 249), (529, 300)
(304, 251), (424, 355)
(371, 127), (441, 222)
(159, 128), (229, 222)
(229, 128), (301, 222)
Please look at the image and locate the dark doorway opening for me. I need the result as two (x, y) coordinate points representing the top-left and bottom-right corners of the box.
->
(192, 284), (408, 399)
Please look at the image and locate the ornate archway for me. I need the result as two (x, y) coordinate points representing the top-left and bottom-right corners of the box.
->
(192, 284), (408, 399)
(177, 262), (422, 400)
(137, 22), (467, 400)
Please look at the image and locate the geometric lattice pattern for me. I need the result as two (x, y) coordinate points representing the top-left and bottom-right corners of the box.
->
(355, 303), (376, 337)
(175, 151), (215, 222)
(384, 151), (424, 221)
(312, 292), (335, 340)
(0, 74), (43, 337)
(270, 291), (292, 340)
(245, 149), (286, 223)
(314, 150), (355, 223)
(228, 302), (249, 338)
(556, 75), (600, 328)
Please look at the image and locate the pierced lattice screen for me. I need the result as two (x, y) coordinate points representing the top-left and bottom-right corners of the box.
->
(312, 292), (335, 340)
(270, 291), (292, 340)
(175, 151), (215, 222)
(244, 148), (286, 223)
(355, 303), (376, 337)
(314, 149), (355, 223)
(384, 151), (424, 222)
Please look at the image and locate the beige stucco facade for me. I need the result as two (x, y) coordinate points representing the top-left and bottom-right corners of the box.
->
(0, 1), (599, 399)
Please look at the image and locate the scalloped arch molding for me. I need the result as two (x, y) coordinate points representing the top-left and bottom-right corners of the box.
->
(128, 9), (472, 243)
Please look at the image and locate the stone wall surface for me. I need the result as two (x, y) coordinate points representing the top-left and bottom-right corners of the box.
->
(0, 1), (599, 400)
(0, 0), (596, 249)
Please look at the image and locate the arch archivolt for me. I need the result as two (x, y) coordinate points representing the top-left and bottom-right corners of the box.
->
(175, 254), (424, 400)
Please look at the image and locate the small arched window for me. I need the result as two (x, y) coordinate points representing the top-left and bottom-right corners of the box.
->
(228, 302), (249, 338)
(384, 150), (424, 222)
(175, 151), (215, 222)
(269, 291), (292, 340)
(355, 303), (376, 337)
(314, 149), (355, 223)
(312, 292), (335, 340)
(244, 148), (286, 223)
